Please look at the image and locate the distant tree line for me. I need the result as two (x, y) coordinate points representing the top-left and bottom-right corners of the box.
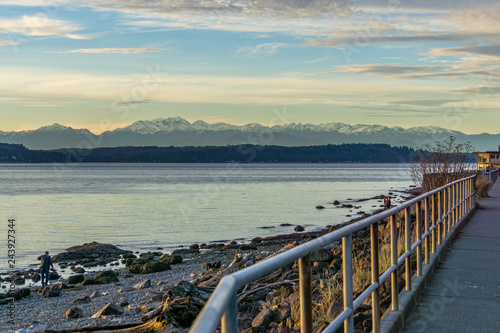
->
(0, 142), (414, 163)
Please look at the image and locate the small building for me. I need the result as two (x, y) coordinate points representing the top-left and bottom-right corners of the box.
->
(475, 146), (500, 170)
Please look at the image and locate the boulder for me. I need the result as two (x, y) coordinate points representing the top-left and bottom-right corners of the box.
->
(161, 255), (183, 265)
(189, 244), (200, 250)
(41, 285), (61, 298)
(171, 248), (199, 256)
(52, 241), (133, 267)
(72, 295), (91, 305)
(294, 225), (305, 232)
(67, 274), (85, 284)
(6, 288), (30, 301)
(92, 303), (123, 318)
(66, 307), (83, 319)
(333, 200), (341, 205)
(71, 267), (85, 274)
(96, 270), (119, 284)
(128, 259), (171, 274)
(49, 271), (60, 280)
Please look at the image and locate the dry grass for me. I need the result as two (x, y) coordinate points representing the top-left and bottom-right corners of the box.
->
(475, 176), (491, 199)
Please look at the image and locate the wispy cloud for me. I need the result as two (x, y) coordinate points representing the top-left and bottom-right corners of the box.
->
(0, 15), (85, 39)
(427, 45), (500, 60)
(64, 47), (166, 54)
(234, 42), (287, 58)
(0, 38), (18, 46)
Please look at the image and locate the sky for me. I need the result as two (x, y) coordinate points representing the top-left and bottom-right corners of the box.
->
(0, 0), (499, 134)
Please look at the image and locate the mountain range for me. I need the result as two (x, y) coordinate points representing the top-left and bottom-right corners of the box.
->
(0, 117), (498, 150)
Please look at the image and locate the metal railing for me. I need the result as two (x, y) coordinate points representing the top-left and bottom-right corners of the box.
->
(481, 168), (499, 184)
(190, 176), (477, 333)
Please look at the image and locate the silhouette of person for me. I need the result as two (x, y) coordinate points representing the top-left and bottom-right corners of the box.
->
(37, 251), (55, 287)
(384, 196), (392, 209)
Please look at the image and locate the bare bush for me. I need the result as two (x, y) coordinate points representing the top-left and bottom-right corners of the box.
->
(411, 136), (475, 192)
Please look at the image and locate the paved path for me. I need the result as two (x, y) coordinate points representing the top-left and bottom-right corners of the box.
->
(401, 180), (500, 332)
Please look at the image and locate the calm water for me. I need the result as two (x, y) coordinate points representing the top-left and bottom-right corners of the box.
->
(0, 163), (412, 271)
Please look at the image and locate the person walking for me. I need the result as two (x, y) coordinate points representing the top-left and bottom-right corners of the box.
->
(37, 251), (55, 287)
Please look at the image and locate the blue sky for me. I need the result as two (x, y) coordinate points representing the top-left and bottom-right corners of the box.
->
(0, 0), (499, 134)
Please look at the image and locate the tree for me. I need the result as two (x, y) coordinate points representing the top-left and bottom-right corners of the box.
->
(411, 136), (475, 191)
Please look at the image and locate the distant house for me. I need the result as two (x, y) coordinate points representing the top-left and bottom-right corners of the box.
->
(475, 146), (500, 170)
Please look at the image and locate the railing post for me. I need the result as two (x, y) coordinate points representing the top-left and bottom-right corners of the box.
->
(299, 253), (313, 333)
(221, 290), (238, 333)
(390, 214), (398, 311)
(405, 207), (412, 291)
(370, 223), (380, 333)
(472, 176), (476, 209)
(437, 191), (442, 245)
(446, 186), (453, 234)
(416, 201), (422, 276)
(431, 194), (436, 254)
(424, 197), (430, 264)
(442, 189), (447, 238)
(343, 235), (354, 333)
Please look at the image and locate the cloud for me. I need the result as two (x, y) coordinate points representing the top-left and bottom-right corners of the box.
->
(297, 64), (445, 77)
(0, 38), (18, 46)
(234, 43), (287, 58)
(0, 14), (84, 38)
(65, 47), (166, 54)
(305, 33), (489, 48)
(427, 45), (500, 60)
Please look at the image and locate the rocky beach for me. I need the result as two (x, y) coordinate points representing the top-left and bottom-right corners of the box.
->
(0, 189), (418, 333)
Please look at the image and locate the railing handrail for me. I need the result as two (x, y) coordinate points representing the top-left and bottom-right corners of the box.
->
(190, 175), (477, 333)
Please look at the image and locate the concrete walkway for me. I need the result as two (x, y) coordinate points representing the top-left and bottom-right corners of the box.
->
(401, 180), (500, 332)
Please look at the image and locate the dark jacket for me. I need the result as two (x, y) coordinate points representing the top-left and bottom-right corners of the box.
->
(38, 254), (53, 270)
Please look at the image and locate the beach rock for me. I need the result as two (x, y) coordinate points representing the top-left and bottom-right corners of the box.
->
(14, 277), (25, 285)
(239, 245), (257, 251)
(310, 249), (334, 263)
(92, 302), (123, 318)
(251, 237), (262, 244)
(252, 307), (275, 329)
(134, 279), (151, 290)
(72, 295), (91, 305)
(128, 259), (171, 274)
(342, 204), (354, 208)
(66, 307), (83, 319)
(294, 225), (305, 232)
(333, 200), (341, 205)
(67, 274), (85, 284)
(118, 287), (134, 293)
(189, 244), (200, 250)
(6, 288), (30, 301)
(96, 270), (119, 284)
(31, 273), (41, 282)
(280, 223), (293, 227)
(52, 241), (133, 266)
(161, 255), (183, 265)
(316, 205), (325, 209)
(89, 291), (103, 298)
(49, 271), (60, 280)
(71, 266), (85, 274)
(41, 285), (61, 298)
(172, 248), (199, 256)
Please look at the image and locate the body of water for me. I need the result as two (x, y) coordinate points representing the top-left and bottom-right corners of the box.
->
(0, 163), (413, 272)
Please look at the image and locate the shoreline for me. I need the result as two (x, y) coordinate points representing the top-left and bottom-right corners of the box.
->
(0, 187), (419, 332)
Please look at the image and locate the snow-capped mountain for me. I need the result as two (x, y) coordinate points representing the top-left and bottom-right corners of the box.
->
(0, 117), (497, 150)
